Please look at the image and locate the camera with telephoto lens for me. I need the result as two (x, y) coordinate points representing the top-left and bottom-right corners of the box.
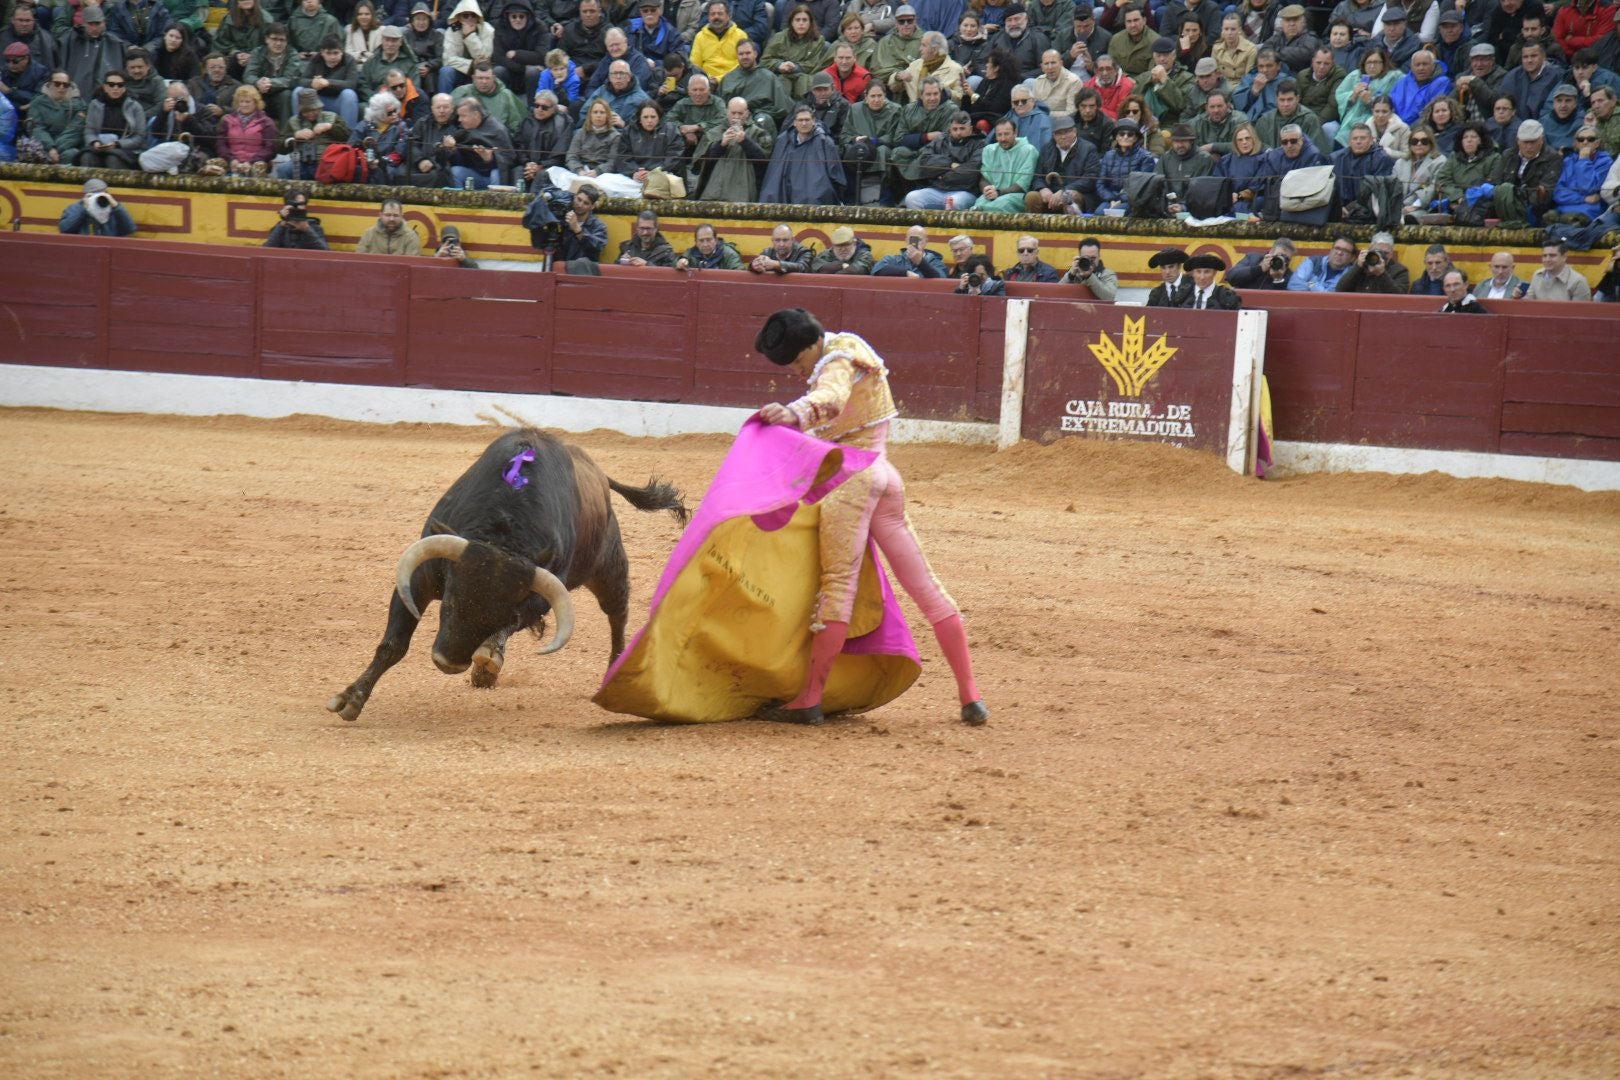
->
(285, 205), (308, 222)
(1364, 250), (1381, 267)
(1073, 255), (1094, 273)
(1266, 254), (1287, 272)
(91, 193), (113, 210)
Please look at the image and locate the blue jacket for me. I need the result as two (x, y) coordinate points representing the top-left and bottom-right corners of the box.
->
(1288, 253), (1351, 292)
(0, 93), (14, 163)
(1096, 143), (1156, 203)
(2, 58), (48, 111)
(585, 80), (650, 125)
(58, 198), (139, 236)
(1498, 62), (1565, 125)
(1232, 71), (1280, 118)
(1553, 151), (1615, 219)
(729, 0), (771, 46)
(1538, 105), (1583, 154)
(1331, 143), (1393, 204)
(1002, 102), (1051, 152)
(105, 0), (174, 50)
(582, 47), (660, 96)
(1254, 141), (1330, 213)
(628, 18), (684, 64)
(1389, 71), (1453, 125)
(537, 62), (581, 104)
(760, 125), (844, 205)
(872, 249), (948, 277)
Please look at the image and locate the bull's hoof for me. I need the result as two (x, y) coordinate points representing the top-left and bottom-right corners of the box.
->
(757, 702), (826, 726)
(326, 693), (363, 722)
(960, 700), (989, 727)
(470, 640), (505, 688)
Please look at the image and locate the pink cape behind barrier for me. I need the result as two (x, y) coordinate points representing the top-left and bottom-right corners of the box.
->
(593, 419), (921, 723)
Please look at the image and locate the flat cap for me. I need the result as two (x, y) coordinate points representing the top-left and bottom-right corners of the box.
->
(1470, 43), (1497, 58)
(1517, 118), (1544, 140)
(1152, 35), (1177, 53)
(830, 225), (855, 244)
(1194, 56), (1218, 75)
(810, 70), (833, 89)
(1278, 4), (1306, 17)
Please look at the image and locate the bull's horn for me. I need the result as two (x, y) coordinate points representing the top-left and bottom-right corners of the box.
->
(530, 567), (574, 655)
(394, 534), (468, 619)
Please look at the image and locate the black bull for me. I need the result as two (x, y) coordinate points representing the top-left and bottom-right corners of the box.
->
(327, 428), (687, 722)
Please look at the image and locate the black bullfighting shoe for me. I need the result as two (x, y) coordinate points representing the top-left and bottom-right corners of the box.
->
(756, 701), (827, 726)
(960, 701), (989, 726)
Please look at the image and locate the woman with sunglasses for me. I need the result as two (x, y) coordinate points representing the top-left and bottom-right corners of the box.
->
(1396, 126), (1446, 215)
(79, 71), (148, 170)
(25, 71), (87, 165)
(348, 89), (408, 182)
(1095, 115), (1157, 213)
(1548, 126), (1614, 223)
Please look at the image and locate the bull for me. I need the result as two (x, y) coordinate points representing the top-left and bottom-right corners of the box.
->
(326, 428), (687, 722)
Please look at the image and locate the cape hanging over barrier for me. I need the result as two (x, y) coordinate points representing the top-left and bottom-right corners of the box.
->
(593, 419), (921, 723)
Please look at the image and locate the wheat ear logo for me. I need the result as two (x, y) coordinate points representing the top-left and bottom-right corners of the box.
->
(1087, 316), (1179, 398)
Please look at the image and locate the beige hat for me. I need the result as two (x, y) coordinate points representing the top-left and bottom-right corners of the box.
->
(830, 225), (856, 245)
(1279, 4), (1306, 16)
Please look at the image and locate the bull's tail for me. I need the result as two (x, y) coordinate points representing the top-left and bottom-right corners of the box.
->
(608, 476), (690, 526)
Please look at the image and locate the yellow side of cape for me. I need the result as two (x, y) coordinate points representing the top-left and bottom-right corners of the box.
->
(593, 504), (919, 723)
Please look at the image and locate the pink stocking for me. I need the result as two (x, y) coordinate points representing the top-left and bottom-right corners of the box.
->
(785, 620), (850, 710)
(931, 614), (981, 705)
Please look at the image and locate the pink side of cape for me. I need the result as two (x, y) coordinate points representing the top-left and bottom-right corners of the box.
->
(599, 418), (920, 690)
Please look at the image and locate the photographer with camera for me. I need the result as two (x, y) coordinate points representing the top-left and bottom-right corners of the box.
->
(953, 253), (1005, 296)
(434, 225), (480, 268)
(57, 177), (138, 236)
(1225, 237), (1294, 291)
(263, 188), (329, 250)
(524, 183), (607, 268)
(872, 224), (948, 278)
(1334, 234), (1404, 295)
(1057, 237), (1118, 299)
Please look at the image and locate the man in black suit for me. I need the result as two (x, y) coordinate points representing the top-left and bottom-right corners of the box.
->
(1178, 252), (1243, 309)
(1146, 247), (1192, 307)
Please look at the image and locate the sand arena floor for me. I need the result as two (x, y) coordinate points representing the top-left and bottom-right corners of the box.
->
(1, 408), (1617, 1078)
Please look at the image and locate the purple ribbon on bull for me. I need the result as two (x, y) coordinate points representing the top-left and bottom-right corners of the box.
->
(503, 448), (535, 490)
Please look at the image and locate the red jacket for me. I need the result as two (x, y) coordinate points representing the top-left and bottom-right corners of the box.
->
(825, 62), (871, 104)
(1087, 73), (1137, 119)
(1553, 1), (1616, 59)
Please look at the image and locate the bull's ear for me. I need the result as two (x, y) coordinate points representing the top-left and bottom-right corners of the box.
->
(428, 517), (454, 536)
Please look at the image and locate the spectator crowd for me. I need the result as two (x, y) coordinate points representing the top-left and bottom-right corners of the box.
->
(14, 0), (1620, 300)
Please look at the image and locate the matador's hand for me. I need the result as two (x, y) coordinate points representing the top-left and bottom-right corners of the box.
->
(757, 403), (798, 426)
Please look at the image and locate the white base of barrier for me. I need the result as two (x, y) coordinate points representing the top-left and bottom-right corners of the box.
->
(1272, 440), (1620, 493)
(0, 365), (997, 446)
(6, 365), (1615, 490)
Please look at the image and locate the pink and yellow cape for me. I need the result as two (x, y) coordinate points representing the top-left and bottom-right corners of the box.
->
(593, 419), (921, 723)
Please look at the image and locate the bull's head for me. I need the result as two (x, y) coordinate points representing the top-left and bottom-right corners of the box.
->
(393, 535), (574, 673)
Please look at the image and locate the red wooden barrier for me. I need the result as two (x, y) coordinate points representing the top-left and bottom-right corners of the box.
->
(4, 233), (1618, 461)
